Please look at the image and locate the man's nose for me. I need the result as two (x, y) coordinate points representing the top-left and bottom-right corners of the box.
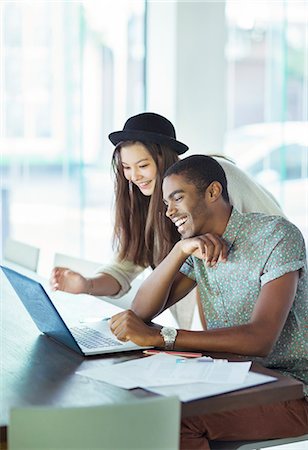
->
(166, 202), (175, 218)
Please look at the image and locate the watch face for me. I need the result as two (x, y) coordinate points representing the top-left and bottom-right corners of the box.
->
(164, 328), (177, 340)
(161, 327), (177, 350)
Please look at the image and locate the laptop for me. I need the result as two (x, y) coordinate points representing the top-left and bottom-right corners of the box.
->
(1, 265), (152, 356)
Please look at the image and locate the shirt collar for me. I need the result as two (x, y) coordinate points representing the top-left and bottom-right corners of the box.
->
(222, 207), (244, 252)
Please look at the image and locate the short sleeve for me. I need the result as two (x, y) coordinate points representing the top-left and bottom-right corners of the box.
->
(260, 220), (307, 286)
(180, 256), (196, 281)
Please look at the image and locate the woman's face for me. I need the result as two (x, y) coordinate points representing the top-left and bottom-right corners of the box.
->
(120, 142), (158, 196)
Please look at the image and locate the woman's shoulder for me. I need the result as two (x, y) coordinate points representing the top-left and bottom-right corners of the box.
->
(212, 155), (250, 177)
(212, 156), (285, 215)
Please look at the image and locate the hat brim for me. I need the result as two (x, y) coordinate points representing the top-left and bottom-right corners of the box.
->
(109, 130), (188, 155)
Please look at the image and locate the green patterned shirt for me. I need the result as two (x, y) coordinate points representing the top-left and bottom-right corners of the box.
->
(180, 207), (308, 395)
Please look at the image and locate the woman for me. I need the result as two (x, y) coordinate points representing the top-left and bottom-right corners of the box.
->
(51, 112), (284, 327)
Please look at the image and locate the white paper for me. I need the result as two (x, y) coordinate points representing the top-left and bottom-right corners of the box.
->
(145, 371), (277, 402)
(76, 353), (252, 389)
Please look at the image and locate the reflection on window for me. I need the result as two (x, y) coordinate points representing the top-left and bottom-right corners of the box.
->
(225, 0), (308, 243)
(1, 1), (145, 272)
(250, 144), (306, 181)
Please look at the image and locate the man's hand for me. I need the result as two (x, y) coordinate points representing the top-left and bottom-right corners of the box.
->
(109, 310), (162, 347)
(179, 233), (228, 266)
(50, 267), (89, 294)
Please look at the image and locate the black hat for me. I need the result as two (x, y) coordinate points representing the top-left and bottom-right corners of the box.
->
(108, 112), (188, 155)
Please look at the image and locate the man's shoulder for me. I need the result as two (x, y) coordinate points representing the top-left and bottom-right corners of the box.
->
(241, 211), (303, 241)
(243, 211), (292, 225)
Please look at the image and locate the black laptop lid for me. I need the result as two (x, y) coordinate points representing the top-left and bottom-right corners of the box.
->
(1, 266), (82, 354)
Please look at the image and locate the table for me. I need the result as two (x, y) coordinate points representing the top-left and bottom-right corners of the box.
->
(1, 268), (304, 445)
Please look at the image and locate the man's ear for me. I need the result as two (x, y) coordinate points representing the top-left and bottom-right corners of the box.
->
(206, 181), (222, 202)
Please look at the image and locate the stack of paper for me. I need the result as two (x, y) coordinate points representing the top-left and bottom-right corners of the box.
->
(76, 354), (277, 402)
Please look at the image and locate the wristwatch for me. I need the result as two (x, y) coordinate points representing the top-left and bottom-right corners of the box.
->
(160, 327), (178, 350)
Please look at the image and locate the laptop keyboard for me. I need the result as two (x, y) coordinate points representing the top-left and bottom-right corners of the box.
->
(71, 326), (123, 349)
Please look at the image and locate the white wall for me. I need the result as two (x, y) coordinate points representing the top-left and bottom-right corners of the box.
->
(146, 0), (227, 155)
(146, 1), (178, 120)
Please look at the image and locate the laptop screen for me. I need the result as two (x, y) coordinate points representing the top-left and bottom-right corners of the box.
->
(1, 266), (82, 353)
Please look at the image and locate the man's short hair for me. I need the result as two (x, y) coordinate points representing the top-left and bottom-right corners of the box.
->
(163, 155), (230, 203)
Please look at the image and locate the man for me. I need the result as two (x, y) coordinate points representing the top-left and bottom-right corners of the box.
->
(110, 155), (308, 449)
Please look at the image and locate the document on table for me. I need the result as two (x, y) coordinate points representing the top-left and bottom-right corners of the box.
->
(145, 371), (277, 402)
(76, 353), (253, 389)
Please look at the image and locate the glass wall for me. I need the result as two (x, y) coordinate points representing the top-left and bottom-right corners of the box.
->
(1, 0), (306, 276)
(224, 0), (308, 243)
(1, 0), (146, 273)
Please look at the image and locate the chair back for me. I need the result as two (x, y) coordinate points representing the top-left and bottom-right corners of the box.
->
(9, 396), (180, 450)
(3, 238), (40, 272)
(53, 252), (101, 277)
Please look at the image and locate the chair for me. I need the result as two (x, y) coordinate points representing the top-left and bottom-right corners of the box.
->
(53, 252), (101, 277)
(3, 238), (40, 272)
(9, 396), (180, 450)
(210, 434), (308, 450)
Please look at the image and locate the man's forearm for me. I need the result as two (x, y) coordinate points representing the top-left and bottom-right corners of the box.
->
(132, 242), (188, 320)
(174, 324), (269, 356)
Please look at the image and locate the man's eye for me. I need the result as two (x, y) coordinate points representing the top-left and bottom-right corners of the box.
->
(175, 196), (183, 202)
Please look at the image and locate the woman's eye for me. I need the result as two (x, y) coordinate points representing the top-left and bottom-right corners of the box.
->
(139, 164), (149, 169)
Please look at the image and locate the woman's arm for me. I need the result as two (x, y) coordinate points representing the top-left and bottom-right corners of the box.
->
(50, 257), (144, 297)
(50, 267), (121, 296)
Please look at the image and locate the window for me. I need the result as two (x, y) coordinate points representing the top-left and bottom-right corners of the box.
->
(1, 1), (146, 273)
(224, 0), (308, 242)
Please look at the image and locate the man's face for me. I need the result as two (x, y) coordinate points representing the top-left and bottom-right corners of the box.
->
(163, 174), (211, 238)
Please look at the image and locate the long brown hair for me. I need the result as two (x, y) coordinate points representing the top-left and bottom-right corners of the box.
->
(112, 141), (180, 268)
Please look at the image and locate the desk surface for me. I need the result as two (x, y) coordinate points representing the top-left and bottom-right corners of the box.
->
(1, 268), (304, 442)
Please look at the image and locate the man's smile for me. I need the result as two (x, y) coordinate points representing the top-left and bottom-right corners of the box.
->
(173, 216), (188, 233)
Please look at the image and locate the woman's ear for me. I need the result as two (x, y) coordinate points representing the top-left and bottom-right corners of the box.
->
(206, 181), (222, 202)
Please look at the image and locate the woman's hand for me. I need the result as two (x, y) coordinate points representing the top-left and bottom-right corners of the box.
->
(179, 233), (228, 266)
(50, 267), (89, 294)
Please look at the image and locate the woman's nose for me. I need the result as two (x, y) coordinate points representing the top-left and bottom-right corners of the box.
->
(131, 167), (141, 181)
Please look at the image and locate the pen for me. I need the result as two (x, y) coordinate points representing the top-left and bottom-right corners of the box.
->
(143, 350), (203, 358)
(176, 356), (215, 363)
